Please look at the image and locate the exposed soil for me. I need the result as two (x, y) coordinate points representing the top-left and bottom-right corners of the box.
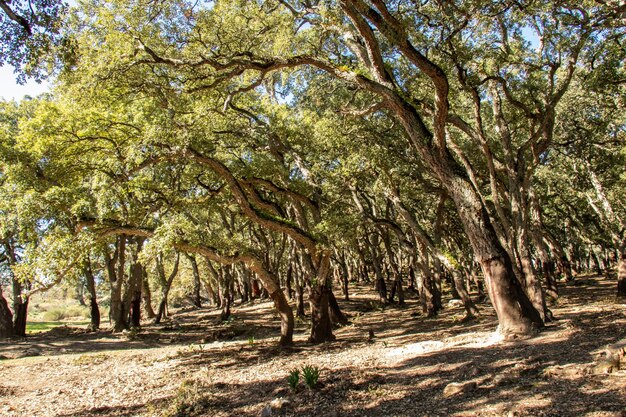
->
(1, 275), (625, 417)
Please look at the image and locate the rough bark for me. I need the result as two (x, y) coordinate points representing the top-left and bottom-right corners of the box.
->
(0, 286), (13, 339)
(308, 285), (335, 343)
(12, 279), (28, 337)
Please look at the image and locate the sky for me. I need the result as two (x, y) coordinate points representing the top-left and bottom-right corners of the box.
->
(0, 65), (51, 101)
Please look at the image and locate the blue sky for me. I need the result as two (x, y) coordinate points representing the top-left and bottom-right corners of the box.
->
(0, 65), (50, 101)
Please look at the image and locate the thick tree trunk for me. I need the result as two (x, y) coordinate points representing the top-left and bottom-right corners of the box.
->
(445, 177), (544, 337)
(13, 297), (28, 337)
(0, 286), (14, 339)
(308, 285), (335, 343)
(12, 277), (29, 337)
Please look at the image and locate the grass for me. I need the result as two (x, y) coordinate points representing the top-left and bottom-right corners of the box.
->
(26, 320), (90, 334)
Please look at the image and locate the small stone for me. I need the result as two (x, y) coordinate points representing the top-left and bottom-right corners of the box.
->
(260, 404), (272, 417)
(270, 398), (290, 410)
(448, 299), (464, 308)
(443, 381), (477, 397)
(0, 355), (9, 360)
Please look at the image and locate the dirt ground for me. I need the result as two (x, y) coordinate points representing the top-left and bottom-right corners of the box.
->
(1, 275), (625, 417)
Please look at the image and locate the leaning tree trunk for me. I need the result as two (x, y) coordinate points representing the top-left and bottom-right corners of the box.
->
(443, 174), (544, 337)
(328, 289), (349, 326)
(248, 261), (294, 346)
(155, 252), (180, 324)
(0, 286), (14, 339)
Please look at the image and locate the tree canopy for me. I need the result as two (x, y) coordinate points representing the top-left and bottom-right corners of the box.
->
(0, 0), (624, 345)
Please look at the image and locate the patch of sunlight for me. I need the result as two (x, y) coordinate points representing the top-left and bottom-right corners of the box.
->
(385, 331), (503, 359)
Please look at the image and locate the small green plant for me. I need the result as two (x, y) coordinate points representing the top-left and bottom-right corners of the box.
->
(287, 369), (300, 390)
(158, 379), (211, 417)
(301, 365), (320, 389)
(248, 336), (255, 346)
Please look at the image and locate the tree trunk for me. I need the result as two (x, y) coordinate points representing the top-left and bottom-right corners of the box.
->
(452, 270), (479, 319)
(270, 288), (294, 346)
(107, 236), (127, 332)
(84, 257), (100, 331)
(142, 274), (156, 319)
(0, 286), (14, 339)
(155, 252), (180, 324)
(363, 232), (387, 303)
(246, 259), (295, 346)
(617, 248), (626, 298)
(328, 289), (349, 326)
(285, 263), (294, 300)
(12, 277), (29, 337)
(445, 176), (544, 337)
(308, 285), (335, 343)
(125, 239), (145, 328)
(13, 298), (28, 337)
(129, 263), (143, 328)
(185, 254), (202, 308)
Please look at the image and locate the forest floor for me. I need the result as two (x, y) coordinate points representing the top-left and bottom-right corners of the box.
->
(1, 275), (625, 417)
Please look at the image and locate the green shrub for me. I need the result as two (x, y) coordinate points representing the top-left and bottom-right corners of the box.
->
(287, 369), (299, 390)
(301, 365), (320, 389)
(43, 308), (66, 321)
(42, 305), (89, 321)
